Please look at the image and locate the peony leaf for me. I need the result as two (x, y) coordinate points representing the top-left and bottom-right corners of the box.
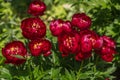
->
(11, 54), (25, 59)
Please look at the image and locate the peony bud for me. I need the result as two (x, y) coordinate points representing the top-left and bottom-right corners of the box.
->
(28, 0), (46, 16)
(71, 13), (91, 30)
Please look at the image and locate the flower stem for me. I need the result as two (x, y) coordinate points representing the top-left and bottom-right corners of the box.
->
(76, 61), (84, 80)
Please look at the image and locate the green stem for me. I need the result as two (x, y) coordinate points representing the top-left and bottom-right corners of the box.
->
(95, 56), (99, 65)
(93, 56), (99, 78)
(27, 57), (33, 80)
(76, 61), (84, 80)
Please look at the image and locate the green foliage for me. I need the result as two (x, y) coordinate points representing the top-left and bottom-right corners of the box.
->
(0, 0), (120, 80)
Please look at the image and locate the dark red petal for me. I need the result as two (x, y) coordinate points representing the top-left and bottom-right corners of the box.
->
(75, 53), (84, 61)
(28, 0), (46, 16)
(62, 21), (72, 33)
(101, 46), (116, 55)
(102, 36), (116, 49)
(50, 19), (63, 36)
(62, 53), (69, 57)
(43, 51), (52, 57)
(29, 39), (43, 56)
(50, 19), (72, 36)
(42, 39), (52, 53)
(75, 52), (91, 61)
(101, 54), (113, 62)
(94, 37), (103, 50)
(71, 13), (91, 30)
(105, 78), (110, 80)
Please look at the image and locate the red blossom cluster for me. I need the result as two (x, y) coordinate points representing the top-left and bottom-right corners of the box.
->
(50, 13), (117, 62)
(2, 0), (51, 65)
(2, 0), (117, 65)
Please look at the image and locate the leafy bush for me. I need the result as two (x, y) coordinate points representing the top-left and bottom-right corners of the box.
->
(0, 0), (120, 80)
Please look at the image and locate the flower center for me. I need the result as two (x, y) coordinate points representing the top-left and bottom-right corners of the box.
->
(65, 37), (73, 48)
(9, 47), (19, 55)
(32, 23), (40, 29)
(80, 19), (88, 24)
(58, 23), (63, 28)
(33, 4), (40, 8)
(32, 23), (40, 32)
(33, 42), (42, 49)
(11, 47), (18, 51)
(89, 37), (96, 46)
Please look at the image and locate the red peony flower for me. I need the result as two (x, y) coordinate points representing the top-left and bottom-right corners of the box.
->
(94, 36), (116, 62)
(102, 36), (116, 49)
(43, 51), (52, 57)
(94, 36), (115, 50)
(79, 30), (98, 50)
(29, 39), (43, 56)
(29, 39), (52, 57)
(101, 46), (116, 55)
(93, 37), (103, 50)
(71, 13), (91, 30)
(95, 46), (116, 62)
(50, 19), (72, 36)
(101, 53), (113, 62)
(21, 17), (46, 40)
(28, 0), (46, 16)
(2, 41), (27, 65)
(41, 39), (52, 57)
(80, 34), (92, 53)
(58, 32), (80, 57)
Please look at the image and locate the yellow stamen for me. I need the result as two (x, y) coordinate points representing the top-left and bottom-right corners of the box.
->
(65, 37), (73, 48)
(32, 23), (40, 29)
(34, 43), (42, 49)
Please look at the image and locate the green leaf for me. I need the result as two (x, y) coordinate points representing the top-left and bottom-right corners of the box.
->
(51, 67), (62, 79)
(11, 54), (25, 59)
(103, 65), (116, 75)
(78, 72), (90, 79)
(0, 67), (12, 80)
(64, 69), (73, 80)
